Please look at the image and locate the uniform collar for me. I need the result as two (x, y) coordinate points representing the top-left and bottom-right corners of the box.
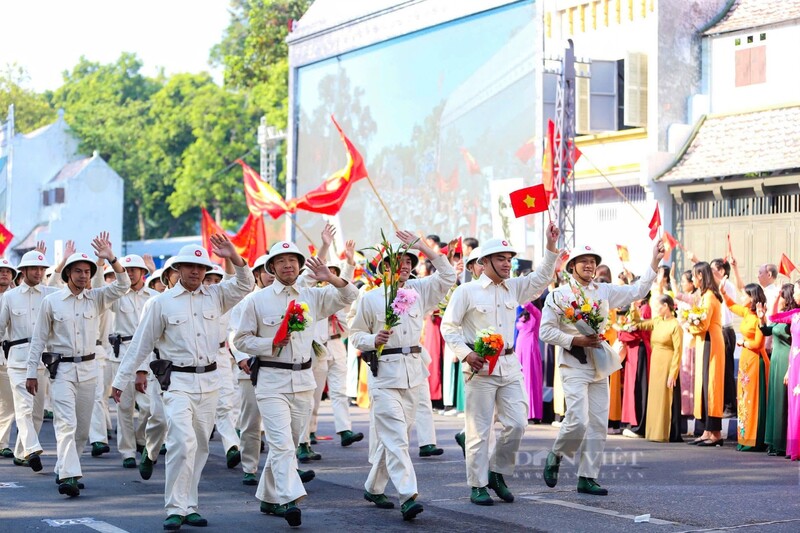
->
(171, 282), (209, 297)
(271, 281), (298, 295)
(478, 273), (508, 290)
(20, 282), (42, 293)
(61, 287), (94, 300)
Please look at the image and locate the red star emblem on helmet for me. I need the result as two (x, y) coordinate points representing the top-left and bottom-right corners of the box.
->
(194, 250), (202, 257)
(282, 243), (290, 249)
(125, 257), (131, 262)
(38, 255), (44, 260)
(502, 240), (509, 246)
(585, 246), (591, 250)
(81, 254), (88, 258)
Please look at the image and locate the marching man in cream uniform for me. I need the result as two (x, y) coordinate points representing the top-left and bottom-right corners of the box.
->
(111, 238), (253, 531)
(108, 254), (156, 469)
(441, 223), (559, 506)
(233, 241), (358, 528)
(0, 250), (59, 471)
(26, 233), (131, 497)
(0, 257), (19, 460)
(540, 240), (663, 496)
(349, 230), (455, 521)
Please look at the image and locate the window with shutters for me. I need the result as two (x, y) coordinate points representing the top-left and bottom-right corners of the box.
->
(54, 187), (65, 204)
(41, 188), (66, 206)
(735, 45), (766, 87)
(42, 190), (50, 206)
(623, 52), (648, 127)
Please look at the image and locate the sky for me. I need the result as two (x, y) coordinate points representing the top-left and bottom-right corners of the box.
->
(0, 0), (232, 92)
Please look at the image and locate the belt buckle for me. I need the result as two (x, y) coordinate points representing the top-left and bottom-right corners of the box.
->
(401, 346), (410, 355)
(196, 366), (206, 374)
(292, 363), (301, 371)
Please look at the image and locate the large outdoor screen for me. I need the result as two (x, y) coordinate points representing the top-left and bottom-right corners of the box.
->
(294, 1), (537, 253)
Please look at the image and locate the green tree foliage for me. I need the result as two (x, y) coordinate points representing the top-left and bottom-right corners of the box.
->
(0, 65), (55, 133)
(211, 0), (312, 186)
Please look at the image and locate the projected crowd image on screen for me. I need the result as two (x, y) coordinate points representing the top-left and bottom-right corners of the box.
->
(294, 1), (537, 249)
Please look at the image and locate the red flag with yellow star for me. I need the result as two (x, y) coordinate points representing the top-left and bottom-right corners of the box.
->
(779, 253), (797, 277)
(460, 147), (481, 175)
(290, 115), (368, 216)
(0, 222), (13, 255)
(509, 184), (548, 218)
(616, 244), (630, 262)
(237, 159), (290, 219)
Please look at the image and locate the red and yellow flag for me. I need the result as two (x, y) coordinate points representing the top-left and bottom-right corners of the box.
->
(509, 184), (548, 218)
(291, 116), (368, 216)
(460, 147), (481, 175)
(616, 244), (630, 263)
(237, 160), (290, 219)
(779, 253), (797, 277)
(648, 203), (661, 240)
(0, 222), (13, 256)
(515, 137), (536, 164)
(201, 208), (267, 267)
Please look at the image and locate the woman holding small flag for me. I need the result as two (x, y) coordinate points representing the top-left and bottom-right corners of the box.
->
(441, 222), (559, 506)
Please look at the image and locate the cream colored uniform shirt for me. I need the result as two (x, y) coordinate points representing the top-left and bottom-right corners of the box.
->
(232, 278), (358, 394)
(441, 250), (557, 377)
(111, 265), (254, 394)
(112, 285), (156, 359)
(0, 282), (61, 369)
(349, 253), (456, 390)
(26, 272), (131, 381)
(540, 265), (656, 369)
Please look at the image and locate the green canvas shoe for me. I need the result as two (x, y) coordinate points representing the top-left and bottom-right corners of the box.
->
(226, 446), (241, 469)
(242, 473), (258, 486)
(91, 442), (110, 457)
(543, 451), (561, 488)
(13, 457), (29, 467)
(488, 471), (514, 502)
(163, 514), (184, 531)
(0, 448), (14, 458)
(54, 474), (84, 489)
(260, 501), (286, 516)
(577, 476), (608, 496)
(122, 457), (137, 469)
(296, 443), (321, 463)
(454, 432), (466, 458)
(27, 453), (43, 472)
(309, 432), (318, 445)
(401, 498), (424, 521)
(363, 490), (395, 509)
(339, 430), (364, 447)
(284, 501), (301, 527)
(297, 469), (315, 483)
(139, 451), (155, 480)
(58, 477), (80, 497)
(184, 513), (207, 527)
(470, 486), (494, 506)
(419, 444), (444, 457)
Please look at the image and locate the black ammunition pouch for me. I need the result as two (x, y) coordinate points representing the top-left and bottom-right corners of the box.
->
(247, 356), (260, 386)
(41, 352), (62, 379)
(149, 359), (173, 391)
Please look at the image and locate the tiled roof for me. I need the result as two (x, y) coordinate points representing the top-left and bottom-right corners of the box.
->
(48, 157), (92, 184)
(704, 0), (800, 35)
(657, 104), (800, 182)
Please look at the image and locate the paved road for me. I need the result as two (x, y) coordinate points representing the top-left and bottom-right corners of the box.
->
(1, 402), (798, 532)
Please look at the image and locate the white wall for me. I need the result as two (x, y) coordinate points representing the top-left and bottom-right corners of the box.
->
(709, 22), (800, 114)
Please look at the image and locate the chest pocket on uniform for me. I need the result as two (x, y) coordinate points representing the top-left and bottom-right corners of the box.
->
(261, 315), (282, 330)
(83, 310), (96, 320)
(168, 314), (188, 327)
(11, 308), (28, 317)
(475, 304), (492, 314)
(119, 300), (135, 314)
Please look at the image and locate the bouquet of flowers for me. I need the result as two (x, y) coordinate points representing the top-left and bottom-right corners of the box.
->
(467, 328), (505, 382)
(616, 306), (640, 332)
(273, 300), (310, 357)
(365, 230), (419, 358)
(549, 281), (621, 378)
(680, 305), (707, 326)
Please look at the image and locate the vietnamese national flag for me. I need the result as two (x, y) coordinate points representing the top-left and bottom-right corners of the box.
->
(542, 120), (557, 201)
(779, 253), (797, 277)
(439, 236), (463, 257)
(515, 137), (536, 164)
(308, 244), (317, 257)
(436, 167), (459, 193)
(291, 116), (368, 215)
(662, 231), (679, 258)
(237, 160), (290, 219)
(0, 221), (13, 256)
(509, 184), (548, 218)
(460, 147), (481, 175)
(648, 203), (661, 240)
(616, 245), (630, 263)
(201, 208), (267, 267)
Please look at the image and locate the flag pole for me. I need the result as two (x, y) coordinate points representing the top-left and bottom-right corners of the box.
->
(292, 219), (316, 249)
(364, 175), (400, 232)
